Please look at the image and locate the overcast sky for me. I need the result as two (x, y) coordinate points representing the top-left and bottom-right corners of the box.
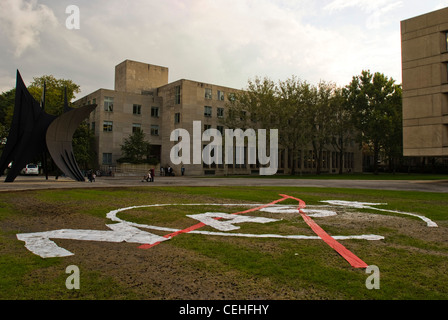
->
(1, 0), (448, 99)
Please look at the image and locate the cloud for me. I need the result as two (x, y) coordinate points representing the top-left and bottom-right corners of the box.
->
(0, 0), (58, 57)
(1, 0), (432, 97)
(324, 0), (401, 13)
(324, 0), (403, 29)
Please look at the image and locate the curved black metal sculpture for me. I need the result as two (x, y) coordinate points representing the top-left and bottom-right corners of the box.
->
(46, 93), (96, 181)
(0, 71), (97, 182)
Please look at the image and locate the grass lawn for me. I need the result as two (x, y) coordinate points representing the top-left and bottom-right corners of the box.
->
(210, 172), (448, 180)
(0, 186), (447, 300)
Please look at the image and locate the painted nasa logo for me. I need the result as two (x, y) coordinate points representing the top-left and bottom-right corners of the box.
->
(16, 194), (437, 268)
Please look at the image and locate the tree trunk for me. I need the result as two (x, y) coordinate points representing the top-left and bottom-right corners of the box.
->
(338, 139), (344, 174)
(373, 141), (379, 175)
(339, 151), (344, 174)
(289, 148), (295, 175)
(315, 146), (322, 175)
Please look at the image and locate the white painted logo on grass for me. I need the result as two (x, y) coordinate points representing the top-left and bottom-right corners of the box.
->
(16, 201), (436, 258)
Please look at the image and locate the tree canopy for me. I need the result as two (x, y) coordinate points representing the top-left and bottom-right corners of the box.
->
(344, 70), (402, 174)
(0, 75), (91, 172)
(118, 129), (153, 164)
(223, 70), (403, 174)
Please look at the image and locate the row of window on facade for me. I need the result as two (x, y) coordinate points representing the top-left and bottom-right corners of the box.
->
(204, 106), (225, 118)
(102, 96), (161, 117)
(100, 121), (225, 137)
(101, 151), (355, 168)
(173, 107), (225, 126)
(171, 86), (235, 105)
(99, 121), (159, 136)
(101, 96), (229, 126)
(200, 146), (355, 170)
(205, 88), (228, 101)
(278, 150), (355, 170)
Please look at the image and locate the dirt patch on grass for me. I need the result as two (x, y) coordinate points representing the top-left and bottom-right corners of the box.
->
(2, 190), (447, 299)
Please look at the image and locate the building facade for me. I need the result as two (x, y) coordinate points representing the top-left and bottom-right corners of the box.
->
(75, 59), (361, 175)
(401, 7), (448, 157)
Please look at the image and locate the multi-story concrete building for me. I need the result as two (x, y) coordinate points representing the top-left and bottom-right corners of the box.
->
(75, 59), (361, 175)
(401, 7), (448, 157)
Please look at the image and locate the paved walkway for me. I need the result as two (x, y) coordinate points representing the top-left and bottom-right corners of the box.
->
(1, 175), (447, 193)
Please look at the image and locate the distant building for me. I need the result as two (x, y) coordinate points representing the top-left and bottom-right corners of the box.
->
(75, 59), (361, 175)
(401, 7), (448, 157)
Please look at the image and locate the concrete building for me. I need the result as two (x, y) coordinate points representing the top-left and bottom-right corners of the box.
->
(75, 59), (361, 175)
(401, 7), (448, 157)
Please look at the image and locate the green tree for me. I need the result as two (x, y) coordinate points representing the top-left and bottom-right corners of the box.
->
(0, 89), (15, 155)
(276, 77), (314, 174)
(224, 77), (347, 175)
(309, 81), (339, 175)
(28, 75), (80, 115)
(382, 84), (403, 172)
(223, 77), (278, 130)
(72, 121), (96, 170)
(345, 70), (402, 174)
(329, 87), (356, 174)
(0, 75), (93, 173)
(119, 129), (151, 164)
(0, 88), (15, 128)
(0, 75), (81, 126)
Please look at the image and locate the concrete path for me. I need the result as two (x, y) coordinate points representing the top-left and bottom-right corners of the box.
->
(1, 175), (447, 193)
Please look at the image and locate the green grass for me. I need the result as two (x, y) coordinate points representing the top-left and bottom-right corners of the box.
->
(205, 173), (448, 180)
(0, 186), (447, 300)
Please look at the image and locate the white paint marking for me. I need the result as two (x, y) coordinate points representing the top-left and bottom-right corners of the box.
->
(321, 200), (438, 227)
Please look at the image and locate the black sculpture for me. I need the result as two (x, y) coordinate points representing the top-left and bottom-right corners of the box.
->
(0, 71), (97, 182)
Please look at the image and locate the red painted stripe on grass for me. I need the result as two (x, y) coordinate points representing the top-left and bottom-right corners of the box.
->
(283, 194), (368, 269)
(138, 195), (291, 249)
(139, 194), (369, 269)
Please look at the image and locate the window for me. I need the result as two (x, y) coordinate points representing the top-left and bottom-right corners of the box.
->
(205, 88), (212, 99)
(174, 112), (181, 124)
(104, 97), (114, 112)
(132, 123), (141, 133)
(103, 121), (113, 132)
(175, 85), (181, 104)
(217, 125), (224, 135)
(217, 107), (224, 118)
(102, 153), (112, 165)
(446, 32), (448, 52)
(151, 125), (159, 136)
(133, 104), (141, 115)
(151, 107), (159, 117)
(204, 106), (212, 117)
(217, 90), (225, 101)
(91, 122), (96, 133)
(445, 63), (448, 83)
(203, 124), (211, 136)
(228, 93), (236, 102)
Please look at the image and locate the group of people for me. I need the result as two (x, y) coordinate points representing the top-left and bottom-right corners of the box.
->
(143, 166), (185, 181)
(86, 166), (184, 183)
(160, 166), (176, 176)
(141, 168), (155, 182)
(87, 170), (96, 182)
